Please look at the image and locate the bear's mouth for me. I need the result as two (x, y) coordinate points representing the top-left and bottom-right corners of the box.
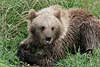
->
(46, 41), (51, 44)
(44, 39), (53, 45)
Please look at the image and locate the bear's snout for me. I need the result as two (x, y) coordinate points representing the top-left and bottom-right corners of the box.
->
(45, 37), (51, 42)
(44, 36), (53, 44)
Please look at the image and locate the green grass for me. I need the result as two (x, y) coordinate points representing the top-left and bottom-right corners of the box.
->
(0, 0), (100, 67)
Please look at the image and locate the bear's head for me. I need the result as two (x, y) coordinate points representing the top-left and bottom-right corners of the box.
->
(28, 9), (64, 46)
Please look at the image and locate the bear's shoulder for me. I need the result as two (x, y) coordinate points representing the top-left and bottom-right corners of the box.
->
(68, 8), (93, 19)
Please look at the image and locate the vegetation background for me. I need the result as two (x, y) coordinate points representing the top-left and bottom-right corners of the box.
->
(0, 0), (100, 67)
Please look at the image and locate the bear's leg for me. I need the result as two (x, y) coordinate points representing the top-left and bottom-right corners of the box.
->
(79, 23), (99, 53)
(31, 51), (54, 67)
(17, 37), (38, 65)
(17, 37), (54, 67)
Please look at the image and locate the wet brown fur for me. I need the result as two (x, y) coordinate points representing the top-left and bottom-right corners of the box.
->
(17, 5), (100, 67)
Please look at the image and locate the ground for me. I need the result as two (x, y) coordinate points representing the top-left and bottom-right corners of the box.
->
(0, 0), (100, 67)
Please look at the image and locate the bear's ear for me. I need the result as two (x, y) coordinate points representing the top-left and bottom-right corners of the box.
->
(54, 10), (61, 21)
(29, 9), (38, 22)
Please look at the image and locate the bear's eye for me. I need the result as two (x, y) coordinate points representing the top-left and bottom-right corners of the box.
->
(51, 27), (54, 31)
(40, 26), (45, 31)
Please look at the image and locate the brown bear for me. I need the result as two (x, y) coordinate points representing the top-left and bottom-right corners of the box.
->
(17, 5), (100, 67)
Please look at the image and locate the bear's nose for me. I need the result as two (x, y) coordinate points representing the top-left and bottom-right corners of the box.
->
(45, 37), (51, 41)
